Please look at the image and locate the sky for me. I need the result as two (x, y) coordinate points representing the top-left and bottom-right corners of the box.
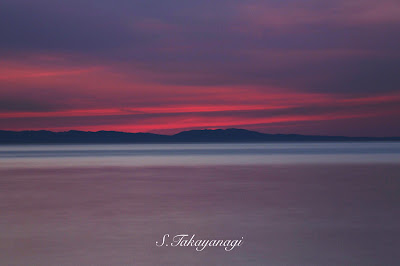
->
(0, 0), (400, 136)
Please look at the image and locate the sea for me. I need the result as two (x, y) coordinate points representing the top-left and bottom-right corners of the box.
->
(1, 142), (400, 265)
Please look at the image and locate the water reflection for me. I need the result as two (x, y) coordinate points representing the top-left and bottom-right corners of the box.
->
(0, 144), (399, 265)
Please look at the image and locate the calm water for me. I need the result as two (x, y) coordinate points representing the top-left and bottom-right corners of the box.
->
(1, 143), (400, 265)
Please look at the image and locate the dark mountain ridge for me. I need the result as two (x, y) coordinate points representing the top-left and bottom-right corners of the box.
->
(0, 128), (399, 144)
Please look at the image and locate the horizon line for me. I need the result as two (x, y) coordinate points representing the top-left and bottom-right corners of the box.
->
(1, 128), (400, 139)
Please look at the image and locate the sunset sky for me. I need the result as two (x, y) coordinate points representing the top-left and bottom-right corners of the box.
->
(1, 0), (400, 136)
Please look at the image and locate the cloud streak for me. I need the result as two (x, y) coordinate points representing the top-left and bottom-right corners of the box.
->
(0, 0), (399, 136)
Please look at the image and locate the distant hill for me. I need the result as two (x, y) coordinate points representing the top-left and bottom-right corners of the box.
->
(0, 128), (399, 144)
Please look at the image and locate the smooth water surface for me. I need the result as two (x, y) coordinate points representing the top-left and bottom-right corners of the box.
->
(1, 143), (399, 265)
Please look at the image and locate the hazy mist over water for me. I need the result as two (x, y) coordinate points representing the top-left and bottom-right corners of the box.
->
(1, 143), (400, 265)
(1, 142), (400, 168)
